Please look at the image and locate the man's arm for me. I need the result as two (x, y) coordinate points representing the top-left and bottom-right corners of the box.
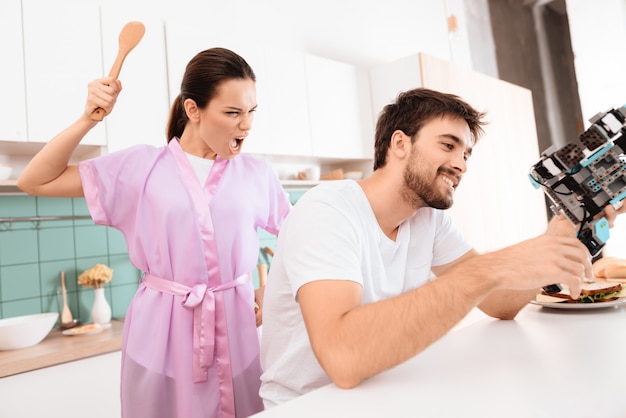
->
(298, 273), (490, 390)
(433, 250), (537, 320)
(298, 232), (589, 389)
(452, 213), (602, 321)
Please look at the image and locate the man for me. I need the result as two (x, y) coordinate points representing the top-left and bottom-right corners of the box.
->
(259, 88), (623, 407)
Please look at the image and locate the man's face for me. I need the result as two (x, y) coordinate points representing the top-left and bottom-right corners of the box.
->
(401, 115), (473, 210)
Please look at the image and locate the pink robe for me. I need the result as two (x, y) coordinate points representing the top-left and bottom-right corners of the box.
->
(79, 139), (291, 418)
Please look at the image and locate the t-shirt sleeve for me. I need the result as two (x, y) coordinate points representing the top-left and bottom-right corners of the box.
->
(280, 189), (363, 296)
(431, 210), (472, 267)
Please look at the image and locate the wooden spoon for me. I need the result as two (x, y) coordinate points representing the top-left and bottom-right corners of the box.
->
(90, 21), (146, 121)
(60, 271), (73, 325)
(257, 263), (268, 288)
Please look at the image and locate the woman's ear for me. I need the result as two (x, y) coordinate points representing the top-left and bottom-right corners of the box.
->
(183, 98), (200, 122)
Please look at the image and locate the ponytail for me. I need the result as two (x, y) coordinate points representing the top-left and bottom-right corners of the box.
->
(166, 94), (187, 143)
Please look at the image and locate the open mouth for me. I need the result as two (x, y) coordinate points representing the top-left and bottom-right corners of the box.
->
(230, 138), (244, 152)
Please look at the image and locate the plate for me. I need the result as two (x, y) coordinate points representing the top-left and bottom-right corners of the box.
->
(62, 323), (108, 336)
(530, 297), (626, 310)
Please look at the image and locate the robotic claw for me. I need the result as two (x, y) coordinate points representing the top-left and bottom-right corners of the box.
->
(529, 105), (626, 293)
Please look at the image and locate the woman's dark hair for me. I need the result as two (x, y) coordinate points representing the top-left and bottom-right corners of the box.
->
(373, 88), (486, 170)
(166, 47), (256, 142)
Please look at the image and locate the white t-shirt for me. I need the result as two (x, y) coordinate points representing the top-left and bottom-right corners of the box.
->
(184, 152), (214, 184)
(259, 180), (472, 407)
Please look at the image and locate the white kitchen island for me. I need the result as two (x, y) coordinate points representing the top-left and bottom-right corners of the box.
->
(253, 303), (626, 418)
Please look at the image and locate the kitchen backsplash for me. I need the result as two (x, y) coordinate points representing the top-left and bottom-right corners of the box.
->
(0, 195), (140, 322)
(0, 190), (305, 323)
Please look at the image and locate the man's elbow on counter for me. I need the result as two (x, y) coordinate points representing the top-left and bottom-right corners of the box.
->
(482, 307), (521, 321)
(321, 359), (366, 390)
(328, 372), (363, 390)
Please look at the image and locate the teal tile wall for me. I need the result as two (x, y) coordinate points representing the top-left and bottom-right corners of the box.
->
(0, 195), (141, 323)
(0, 190), (307, 323)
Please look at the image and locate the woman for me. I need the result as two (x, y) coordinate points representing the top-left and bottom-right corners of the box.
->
(18, 48), (291, 418)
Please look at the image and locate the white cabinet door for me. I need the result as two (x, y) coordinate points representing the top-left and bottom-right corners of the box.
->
(264, 47), (312, 157)
(0, 0), (27, 142)
(100, 8), (170, 152)
(369, 54), (422, 121)
(305, 54), (370, 159)
(22, 0), (105, 146)
(164, 19), (222, 114)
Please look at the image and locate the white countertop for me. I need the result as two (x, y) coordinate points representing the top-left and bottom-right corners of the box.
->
(253, 303), (626, 418)
(0, 319), (123, 377)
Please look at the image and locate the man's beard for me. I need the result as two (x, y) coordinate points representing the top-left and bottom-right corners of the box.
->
(401, 161), (454, 210)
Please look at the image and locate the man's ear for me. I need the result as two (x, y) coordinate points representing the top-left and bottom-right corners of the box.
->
(183, 98), (200, 122)
(389, 130), (411, 160)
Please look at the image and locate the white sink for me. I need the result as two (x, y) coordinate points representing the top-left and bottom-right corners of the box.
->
(0, 312), (58, 350)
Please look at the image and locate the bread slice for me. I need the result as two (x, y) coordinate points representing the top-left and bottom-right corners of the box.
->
(580, 281), (622, 296)
(604, 264), (626, 279)
(592, 256), (626, 278)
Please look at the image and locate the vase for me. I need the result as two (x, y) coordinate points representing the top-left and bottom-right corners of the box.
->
(91, 287), (112, 324)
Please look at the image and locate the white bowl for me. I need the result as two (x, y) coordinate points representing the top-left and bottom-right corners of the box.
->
(0, 312), (58, 350)
(344, 170), (364, 180)
(0, 165), (12, 181)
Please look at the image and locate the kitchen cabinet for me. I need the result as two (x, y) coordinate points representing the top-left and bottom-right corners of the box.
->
(22, 0), (106, 146)
(0, 0), (27, 142)
(369, 54), (423, 122)
(305, 54), (373, 159)
(163, 17), (372, 170)
(100, 7), (170, 153)
(0, 320), (123, 417)
(0, 351), (122, 418)
(370, 53), (547, 252)
(165, 22), (311, 157)
(164, 18), (220, 118)
(165, 19), (375, 162)
(263, 47), (313, 157)
(0, 0), (103, 189)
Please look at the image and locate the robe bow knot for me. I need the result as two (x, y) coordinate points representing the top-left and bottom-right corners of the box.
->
(142, 273), (250, 382)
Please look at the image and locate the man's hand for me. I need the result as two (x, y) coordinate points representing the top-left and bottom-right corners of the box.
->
(546, 213), (578, 238)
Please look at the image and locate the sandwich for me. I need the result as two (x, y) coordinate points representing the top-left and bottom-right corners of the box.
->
(539, 281), (623, 304)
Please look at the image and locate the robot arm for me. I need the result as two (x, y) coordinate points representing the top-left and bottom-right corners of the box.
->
(529, 105), (626, 256)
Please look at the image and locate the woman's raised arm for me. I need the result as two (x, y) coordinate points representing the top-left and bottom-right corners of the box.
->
(17, 78), (122, 197)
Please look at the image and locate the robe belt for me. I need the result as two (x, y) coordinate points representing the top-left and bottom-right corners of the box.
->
(142, 272), (250, 383)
